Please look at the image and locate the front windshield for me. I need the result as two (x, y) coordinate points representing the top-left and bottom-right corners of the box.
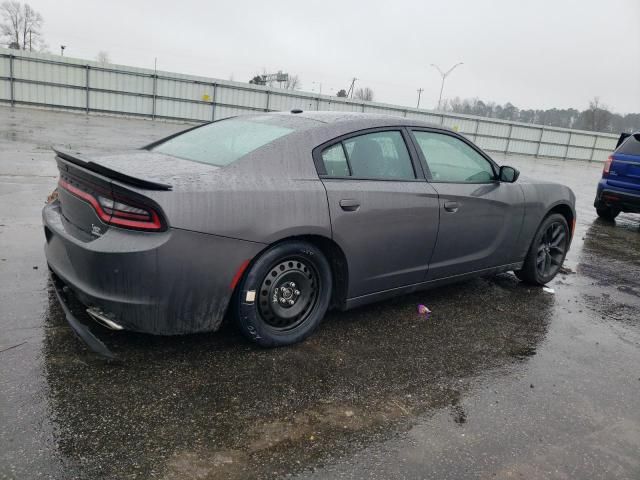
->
(152, 117), (295, 166)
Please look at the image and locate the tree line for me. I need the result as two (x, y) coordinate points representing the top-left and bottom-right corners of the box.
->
(443, 96), (639, 133)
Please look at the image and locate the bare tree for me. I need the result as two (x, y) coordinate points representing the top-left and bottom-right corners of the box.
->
(582, 97), (612, 132)
(96, 51), (110, 65)
(283, 74), (300, 90)
(353, 87), (374, 102)
(0, 1), (43, 50)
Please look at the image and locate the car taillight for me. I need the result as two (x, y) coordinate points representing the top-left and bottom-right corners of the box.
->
(603, 155), (613, 175)
(58, 178), (163, 231)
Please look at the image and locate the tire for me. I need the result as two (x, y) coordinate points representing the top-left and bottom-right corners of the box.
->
(235, 240), (332, 347)
(595, 203), (620, 221)
(515, 213), (570, 285)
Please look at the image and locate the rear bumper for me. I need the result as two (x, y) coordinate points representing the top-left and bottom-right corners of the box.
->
(43, 201), (265, 335)
(595, 180), (640, 213)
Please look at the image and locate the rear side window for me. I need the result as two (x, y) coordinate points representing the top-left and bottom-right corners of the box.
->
(152, 117), (295, 166)
(616, 134), (640, 156)
(320, 131), (416, 180)
(321, 144), (350, 176)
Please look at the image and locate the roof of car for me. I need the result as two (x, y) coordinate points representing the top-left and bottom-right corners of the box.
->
(270, 110), (450, 132)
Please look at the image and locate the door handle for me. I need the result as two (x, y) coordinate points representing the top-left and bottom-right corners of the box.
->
(443, 200), (459, 212)
(339, 199), (360, 212)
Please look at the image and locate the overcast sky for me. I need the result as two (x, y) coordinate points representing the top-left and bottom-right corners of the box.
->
(28, 0), (640, 113)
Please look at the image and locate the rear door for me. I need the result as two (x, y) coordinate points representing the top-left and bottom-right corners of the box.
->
(409, 129), (524, 280)
(607, 134), (640, 190)
(314, 128), (440, 298)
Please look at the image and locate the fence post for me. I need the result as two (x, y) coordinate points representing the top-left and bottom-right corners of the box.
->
(473, 120), (480, 142)
(152, 74), (158, 120)
(85, 65), (90, 114)
(505, 124), (513, 154)
(265, 90), (270, 112)
(535, 127), (544, 158)
(403, 109), (408, 118)
(590, 135), (598, 162)
(211, 83), (217, 121)
(565, 132), (572, 161)
(9, 54), (14, 106)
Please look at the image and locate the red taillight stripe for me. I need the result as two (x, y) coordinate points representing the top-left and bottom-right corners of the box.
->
(603, 155), (613, 175)
(230, 259), (251, 291)
(58, 178), (162, 231)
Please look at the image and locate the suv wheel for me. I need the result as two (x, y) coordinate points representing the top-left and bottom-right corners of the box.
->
(595, 202), (620, 221)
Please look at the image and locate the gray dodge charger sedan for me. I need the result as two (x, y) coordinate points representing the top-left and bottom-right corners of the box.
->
(43, 111), (575, 353)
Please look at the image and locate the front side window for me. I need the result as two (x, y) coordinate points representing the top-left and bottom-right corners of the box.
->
(152, 117), (295, 166)
(320, 131), (415, 180)
(413, 131), (495, 183)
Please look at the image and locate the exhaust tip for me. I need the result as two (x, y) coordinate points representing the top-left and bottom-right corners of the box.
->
(86, 307), (124, 330)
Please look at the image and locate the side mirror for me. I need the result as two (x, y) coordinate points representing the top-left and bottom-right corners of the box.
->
(499, 165), (520, 183)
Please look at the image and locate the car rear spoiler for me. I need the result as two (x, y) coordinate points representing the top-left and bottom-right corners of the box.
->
(616, 133), (631, 149)
(53, 148), (172, 191)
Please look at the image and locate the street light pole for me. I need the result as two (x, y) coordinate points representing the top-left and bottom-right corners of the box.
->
(430, 62), (463, 110)
(416, 88), (424, 109)
(60, 45), (66, 56)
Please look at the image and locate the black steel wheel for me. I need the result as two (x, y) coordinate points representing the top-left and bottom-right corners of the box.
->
(258, 258), (319, 331)
(515, 213), (570, 285)
(235, 240), (332, 347)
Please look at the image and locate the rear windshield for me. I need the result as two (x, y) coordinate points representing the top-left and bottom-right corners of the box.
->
(616, 134), (640, 156)
(151, 116), (295, 166)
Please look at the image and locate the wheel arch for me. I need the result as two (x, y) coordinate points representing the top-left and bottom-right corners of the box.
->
(546, 202), (576, 238)
(233, 234), (349, 311)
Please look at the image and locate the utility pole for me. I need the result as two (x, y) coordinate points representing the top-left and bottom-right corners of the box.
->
(347, 77), (358, 99)
(416, 88), (424, 109)
(430, 62), (463, 110)
(60, 45), (66, 56)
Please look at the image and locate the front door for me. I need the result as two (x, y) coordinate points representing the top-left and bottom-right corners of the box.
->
(316, 129), (440, 298)
(409, 129), (525, 280)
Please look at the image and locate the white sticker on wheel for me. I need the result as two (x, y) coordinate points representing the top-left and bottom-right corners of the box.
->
(245, 290), (256, 303)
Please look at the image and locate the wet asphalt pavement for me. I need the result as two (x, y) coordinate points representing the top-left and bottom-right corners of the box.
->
(0, 106), (639, 479)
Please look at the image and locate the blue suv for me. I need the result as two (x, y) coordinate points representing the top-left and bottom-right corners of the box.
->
(595, 132), (640, 220)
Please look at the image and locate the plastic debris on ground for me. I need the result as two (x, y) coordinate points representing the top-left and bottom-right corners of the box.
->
(417, 304), (431, 318)
(542, 286), (555, 294)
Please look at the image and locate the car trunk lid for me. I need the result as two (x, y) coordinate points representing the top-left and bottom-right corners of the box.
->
(607, 154), (640, 189)
(606, 134), (640, 189)
(54, 149), (209, 237)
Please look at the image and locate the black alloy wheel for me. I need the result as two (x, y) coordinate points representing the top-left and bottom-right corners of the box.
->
(535, 221), (566, 279)
(515, 213), (570, 285)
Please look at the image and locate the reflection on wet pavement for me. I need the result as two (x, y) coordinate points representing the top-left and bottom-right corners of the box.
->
(1, 107), (639, 479)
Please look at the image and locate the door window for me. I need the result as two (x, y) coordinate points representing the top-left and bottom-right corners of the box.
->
(320, 131), (416, 180)
(413, 131), (495, 183)
(321, 144), (350, 177)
